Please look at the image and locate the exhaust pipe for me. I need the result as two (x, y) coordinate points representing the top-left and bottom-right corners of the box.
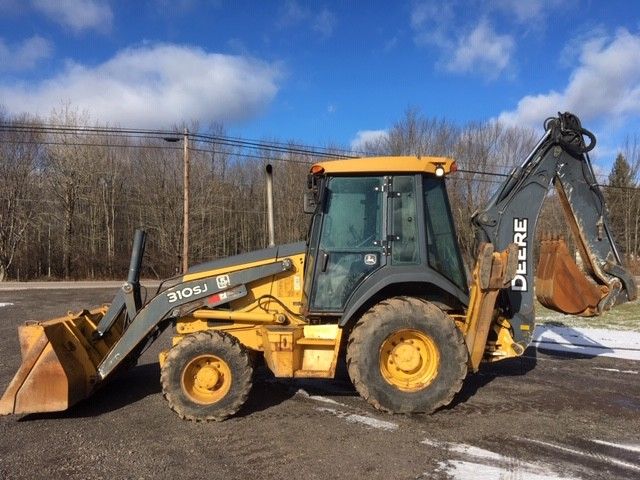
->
(266, 164), (275, 247)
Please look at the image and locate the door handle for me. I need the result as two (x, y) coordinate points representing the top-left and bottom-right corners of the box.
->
(320, 250), (329, 272)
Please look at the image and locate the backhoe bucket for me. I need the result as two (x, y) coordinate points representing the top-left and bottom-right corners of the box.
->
(0, 307), (120, 415)
(535, 238), (606, 316)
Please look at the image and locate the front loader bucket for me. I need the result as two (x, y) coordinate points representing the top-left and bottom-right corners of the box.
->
(0, 307), (119, 415)
(535, 238), (606, 316)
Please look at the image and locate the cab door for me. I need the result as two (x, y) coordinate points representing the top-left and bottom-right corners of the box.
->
(307, 176), (385, 312)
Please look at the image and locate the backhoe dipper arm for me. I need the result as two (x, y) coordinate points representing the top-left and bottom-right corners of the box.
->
(472, 112), (637, 347)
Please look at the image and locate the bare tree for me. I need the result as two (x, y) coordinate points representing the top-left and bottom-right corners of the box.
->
(0, 113), (44, 280)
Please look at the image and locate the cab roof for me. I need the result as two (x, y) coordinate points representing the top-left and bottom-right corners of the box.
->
(310, 156), (457, 175)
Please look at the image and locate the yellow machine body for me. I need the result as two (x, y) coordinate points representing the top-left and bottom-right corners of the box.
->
(163, 251), (344, 379)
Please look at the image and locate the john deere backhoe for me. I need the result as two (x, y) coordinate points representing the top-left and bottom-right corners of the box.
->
(0, 112), (636, 420)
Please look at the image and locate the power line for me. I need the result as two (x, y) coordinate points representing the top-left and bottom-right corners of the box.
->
(0, 122), (361, 157)
(0, 138), (321, 165)
(0, 123), (357, 160)
(0, 122), (620, 180)
(4, 123), (640, 192)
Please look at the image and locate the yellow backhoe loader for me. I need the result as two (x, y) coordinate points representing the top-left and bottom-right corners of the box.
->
(1, 112), (636, 420)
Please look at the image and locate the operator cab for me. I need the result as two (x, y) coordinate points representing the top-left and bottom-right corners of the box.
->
(302, 157), (468, 318)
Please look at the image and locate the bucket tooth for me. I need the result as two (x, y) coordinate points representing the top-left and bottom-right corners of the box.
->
(535, 238), (605, 316)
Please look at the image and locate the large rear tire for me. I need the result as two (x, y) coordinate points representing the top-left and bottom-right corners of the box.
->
(161, 331), (253, 421)
(346, 296), (467, 414)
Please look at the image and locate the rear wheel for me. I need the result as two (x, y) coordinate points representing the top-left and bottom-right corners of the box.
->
(346, 296), (467, 413)
(161, 331), (253, 421)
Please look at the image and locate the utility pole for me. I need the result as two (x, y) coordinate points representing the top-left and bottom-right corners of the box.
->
(182, 128), (190, 274)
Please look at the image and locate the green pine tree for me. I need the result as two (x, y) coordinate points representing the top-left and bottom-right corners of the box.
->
(606, 153), (636, 259)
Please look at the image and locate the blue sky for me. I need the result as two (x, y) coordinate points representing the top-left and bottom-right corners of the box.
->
(1, 0), (640, 167)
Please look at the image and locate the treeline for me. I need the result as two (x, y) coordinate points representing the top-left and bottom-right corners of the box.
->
(0, 106), (638, 281)
(0, 106), (316, 281)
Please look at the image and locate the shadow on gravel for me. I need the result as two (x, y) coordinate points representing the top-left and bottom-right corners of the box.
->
(236, 374), (297, 418)
(236, 363), (359, 418)
(18, 362), (162, 421)
(444, 349), (538, 410)
(534, 347), (607, 360)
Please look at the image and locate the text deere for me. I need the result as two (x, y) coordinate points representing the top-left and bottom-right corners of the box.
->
(511, 218), (528, 292)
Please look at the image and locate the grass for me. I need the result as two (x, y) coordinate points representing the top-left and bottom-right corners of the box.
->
(535, 299), (640, 332)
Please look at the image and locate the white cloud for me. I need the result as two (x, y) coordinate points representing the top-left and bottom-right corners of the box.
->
(382, 36), (398, 53)
(0, 44), (282, 128)
(499, 29), (640, 128)
(31, 0), (113, 32)
(278, 1), (336, 39)
(313, 9), (336, 38)
(350, 129), (388, 151)
(446, 19), (514, 77)
(0, 35), (53, 71)
(410, 3), (514, 79)
(411, 1), (453, 48)
(489, 0), (565, 23)
(279, 0), (307, 26)
(411, 1), (449, 30)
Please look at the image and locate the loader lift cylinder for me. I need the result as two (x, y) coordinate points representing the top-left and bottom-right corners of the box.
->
(94, 229), (147, 338)
(266, 164), (275, 247)
(127, 229), (146, 311)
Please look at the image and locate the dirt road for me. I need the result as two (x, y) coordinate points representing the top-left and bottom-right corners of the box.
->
(0, 288), (638, 479)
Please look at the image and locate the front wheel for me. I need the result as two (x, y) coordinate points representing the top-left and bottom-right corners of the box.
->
(161, 331), (253, 421)
(346, 296), (467, 413)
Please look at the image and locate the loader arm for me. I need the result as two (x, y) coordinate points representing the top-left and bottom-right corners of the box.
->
(472, 112), (637, 348)
(0, 229), (294, 415)
(97, 258), (293, 380)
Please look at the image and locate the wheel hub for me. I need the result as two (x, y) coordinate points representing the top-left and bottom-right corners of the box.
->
(379, 329), (440, 392)
(392, 343), (422, 373)
(182, 354), (232, 404)
(195, 365), (220, 390)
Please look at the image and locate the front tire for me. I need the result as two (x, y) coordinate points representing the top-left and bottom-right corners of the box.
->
(161, 331), (253, 421)
(346, 296), (467, 414)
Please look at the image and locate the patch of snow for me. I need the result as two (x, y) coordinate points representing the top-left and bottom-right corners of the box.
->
(421, 439), (578, 480)
(295, 388), (345, 406)
(315, 407), (398, 431)
(344, 413), (398, 431)
(523, 438), (640, 473)
(591, 439), (640, 454)
(447, 444), (504, 462)
(440, 460), (576, 480)
(532, 326), (640, 361)
(420, 438), (445, 448)
(0, 302), (14, 307)
(592, 367), (638, 375)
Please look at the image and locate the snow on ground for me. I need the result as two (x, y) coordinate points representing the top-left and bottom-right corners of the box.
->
(0, 302), (14, 307)
(420, 439), (580, 480)
(532, 325), (640, 361)
(315, 406), (399, 431)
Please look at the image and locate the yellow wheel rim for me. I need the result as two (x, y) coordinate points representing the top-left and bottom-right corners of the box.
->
(181, 354), (232, 404)
(379, 329), (439, 392)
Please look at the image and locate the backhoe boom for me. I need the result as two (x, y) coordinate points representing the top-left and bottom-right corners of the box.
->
(473, 112), (637, 347)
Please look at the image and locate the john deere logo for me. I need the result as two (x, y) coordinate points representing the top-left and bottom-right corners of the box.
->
(364, 254), (377, 266)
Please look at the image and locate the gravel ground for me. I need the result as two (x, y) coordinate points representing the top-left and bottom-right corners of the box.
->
(0, 287), (639, 480)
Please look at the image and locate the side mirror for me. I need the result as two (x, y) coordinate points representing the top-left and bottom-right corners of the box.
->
(303, 192), (316, 214)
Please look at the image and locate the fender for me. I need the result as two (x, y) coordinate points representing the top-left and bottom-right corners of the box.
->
(339, 267), (469, 328)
